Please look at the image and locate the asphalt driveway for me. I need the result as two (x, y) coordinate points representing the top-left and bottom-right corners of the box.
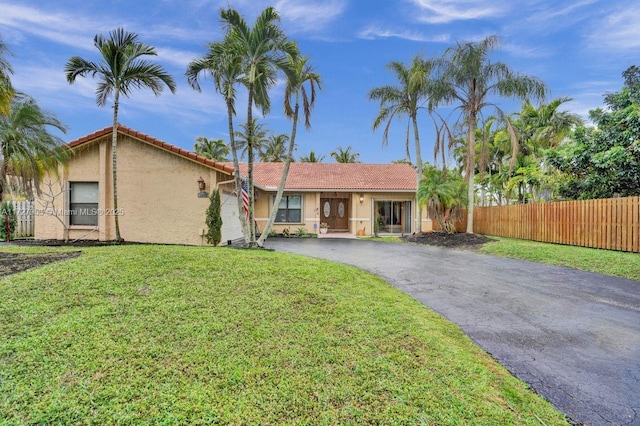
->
(265, 238), (640, 426)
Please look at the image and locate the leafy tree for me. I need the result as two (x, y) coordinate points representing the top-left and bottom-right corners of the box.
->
(65, 28), (176, 242)
(330, 146), (360, 163)
(417, 165), (467, 234)
(221, 6), (298, 247)
(257, 55), (320, 246)
(259, 133), (289, 162)
(0, 35), (14, 116)
(547, 66), (640, 199)
(205, 189), (223, 245)
(0, 94), (68, 201)
(194, 136), (229, 161)
(369, 55), (434, 231)
(431, 35), (547, 232)
(299, 150), (324, 162)
(186, 38), (248, 242)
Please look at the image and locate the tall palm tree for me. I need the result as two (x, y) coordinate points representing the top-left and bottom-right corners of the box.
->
(257, 55), (321, 246)
(431, 35), (548, 233)
(194, 136), (229, 161)
(186, 39), (248, 241)
(221, 6), (298, 247)
(369, 55), (433, 232)
(0, 94), (69, 201)
(0, 35), (14, 116)
(299, 150), (324, 162)
(259, 133), (289, 162)
(65, 28), (176, 242)
(330, 146), (360, 163)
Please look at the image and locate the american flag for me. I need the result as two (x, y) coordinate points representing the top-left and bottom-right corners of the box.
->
(241, 179), (249, 222)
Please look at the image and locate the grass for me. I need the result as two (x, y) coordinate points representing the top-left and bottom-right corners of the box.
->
(480, 237), (640, 282)
(0, 245), (568, 425)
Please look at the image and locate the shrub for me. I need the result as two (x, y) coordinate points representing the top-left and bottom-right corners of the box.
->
(205, 190), (222, 245)
(295, 227), (307, 237)
(0, 201), (16, 241)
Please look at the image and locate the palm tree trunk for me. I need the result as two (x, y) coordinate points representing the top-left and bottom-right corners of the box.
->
(0, 147), (6, 203)
(246, 82), (256, 247)
(227, 97), (249, 244)
(466, 112), (476, 234)
(412, 115), (423, 233)
(112, 89), (122, 242)
(257, 101), (299, 247)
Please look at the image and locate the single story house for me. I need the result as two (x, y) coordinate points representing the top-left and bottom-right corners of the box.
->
(34, 125), (431, 245)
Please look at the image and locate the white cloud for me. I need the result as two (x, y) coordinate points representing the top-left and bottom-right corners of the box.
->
(274, 0), (346, 32)
(156, 47), (202, 69)
(502, 42), (551, 59)
(508, 0), (597, 36)
(587, 4), (640, 51)
(0, 3), (117, 50)
(409, 0), (510, 24)
(358, 24), (450, 43)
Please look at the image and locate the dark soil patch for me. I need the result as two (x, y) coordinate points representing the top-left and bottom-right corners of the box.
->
(13, 239), (132, 247)
(0, 251), (81, 278)
(403, 231), (496, 250)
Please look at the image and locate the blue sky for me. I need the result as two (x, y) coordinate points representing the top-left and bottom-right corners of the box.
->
(1, 0), (638, 163)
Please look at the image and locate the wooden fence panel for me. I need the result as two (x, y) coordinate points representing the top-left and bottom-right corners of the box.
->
(11, 200), (34, 238)
(470, 196), (640, 253)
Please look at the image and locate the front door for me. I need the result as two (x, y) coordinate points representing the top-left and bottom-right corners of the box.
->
(320, 198), (349, 231)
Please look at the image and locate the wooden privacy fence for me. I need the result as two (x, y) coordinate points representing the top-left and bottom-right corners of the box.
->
(472, 197), (640, 253)
(10, 200), (34, 238)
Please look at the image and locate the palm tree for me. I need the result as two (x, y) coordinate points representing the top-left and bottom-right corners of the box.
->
(417, 165), (467, 234)
(259, 133), (289, 162)
(431, 35), (548, 233)
(186, 39), (248, 241)
(221, 6), (298, 247)
(0, 94), (69, 201)
(234, 119), (270, 160)
(330, 146), (360, 163)
(299, 150), (324, 162)
(257, 55), (321, 246)
(0, 35), (14, 116)
(369, 55), (434, 232)
(517, 97), (583, 154)
(65, 28), (176, 242)
(194, 136), (229, 161)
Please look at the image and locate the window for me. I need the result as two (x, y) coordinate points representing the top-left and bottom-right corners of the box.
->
(70, 182), (98, 226)
(274, 195), (302, 223)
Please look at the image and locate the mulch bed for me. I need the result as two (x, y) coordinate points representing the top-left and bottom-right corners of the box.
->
(403, 231), (496, 250)
(0, 251), (81, 278)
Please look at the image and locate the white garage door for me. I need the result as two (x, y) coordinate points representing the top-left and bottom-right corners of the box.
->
(220, 192), (245, 244)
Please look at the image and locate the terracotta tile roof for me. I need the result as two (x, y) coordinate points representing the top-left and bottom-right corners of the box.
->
(230, 162), (418, 192)
(67, 124), (234, 174)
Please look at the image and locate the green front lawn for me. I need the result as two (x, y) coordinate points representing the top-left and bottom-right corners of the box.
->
(0, 245), (567, 425)
(481, 237), (640, 282)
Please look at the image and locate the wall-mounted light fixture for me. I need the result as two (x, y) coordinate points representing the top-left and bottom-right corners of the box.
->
(359, 194), (364, 204)
(197, 177), (208, 198)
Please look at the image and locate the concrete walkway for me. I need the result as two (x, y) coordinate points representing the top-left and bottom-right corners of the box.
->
(265, 238), (640, 426)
